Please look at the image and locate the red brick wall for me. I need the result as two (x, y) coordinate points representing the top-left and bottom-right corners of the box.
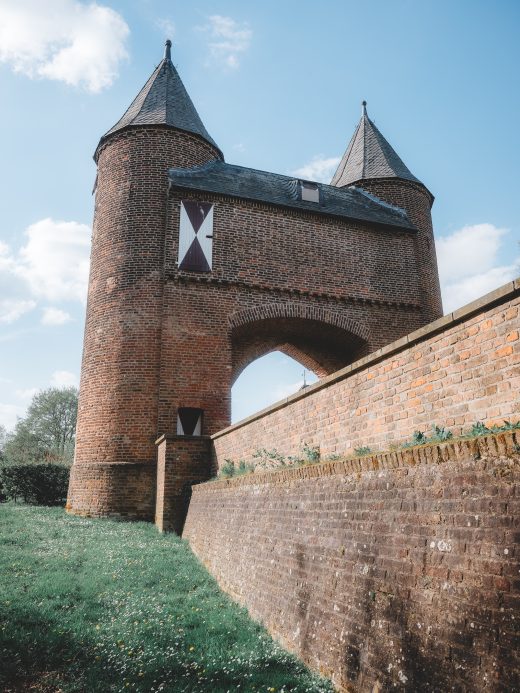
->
(212, 282), (519, 470)
(184, 432), (520, 691)
(155, 435), (212, 533)
(355, 178), (442, 322)
(66, 462), (156, 520)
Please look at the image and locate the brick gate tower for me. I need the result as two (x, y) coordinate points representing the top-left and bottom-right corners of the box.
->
(67, 42), (442, 529)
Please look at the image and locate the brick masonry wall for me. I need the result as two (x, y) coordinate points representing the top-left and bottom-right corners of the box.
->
(155, 183), (442, 437)
(155, 435), (212, 533)
(212, 282), (520, 470)
(66, 462), (156, 520)
(183, 432), (520, 691)
(355, 178), (442, 323)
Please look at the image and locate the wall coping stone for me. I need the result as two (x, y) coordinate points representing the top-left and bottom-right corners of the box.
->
(195, 431), (520, 493)
(212, 280), (519, 440)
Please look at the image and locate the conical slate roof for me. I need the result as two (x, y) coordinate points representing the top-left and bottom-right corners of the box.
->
(95, 41), (221, 159)
(331, 102), (420, 188)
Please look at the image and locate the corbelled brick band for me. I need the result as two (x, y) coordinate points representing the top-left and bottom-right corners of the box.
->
(184, 432), (520, 691)
(211, 281), (520, 470)
(155, 435), (212, 533)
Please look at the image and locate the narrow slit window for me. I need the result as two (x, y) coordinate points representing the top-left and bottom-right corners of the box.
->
(299, 181), (320, 203)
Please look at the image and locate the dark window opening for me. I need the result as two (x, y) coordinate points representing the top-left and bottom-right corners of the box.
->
(177, 407), (203, 436)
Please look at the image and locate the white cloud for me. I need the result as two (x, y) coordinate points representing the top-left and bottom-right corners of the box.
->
(16, 218), (91, 303)
(51, 370), (78, 387)
(202, 15), (252, 69)
(436, 223), (520, 312)
(0, 218), (90, 326)
(274, 380), (305, 400)
(15, 387), (38, 400)
(0, 0), (129, 92)
(156, 17), (175, 38)
(41, 307), (72, 326)
(0, 402), (25, 431)
(0, 299), (36, 324)
(291, 156), (341, 183)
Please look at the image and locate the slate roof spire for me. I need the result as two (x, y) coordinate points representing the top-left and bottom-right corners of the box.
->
(331, 101), (421, 188)
(95, 40), (221, 159)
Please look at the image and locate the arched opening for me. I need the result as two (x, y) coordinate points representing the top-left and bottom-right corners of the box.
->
(229, 308), (370, 423)
(232, 351), (319, 423)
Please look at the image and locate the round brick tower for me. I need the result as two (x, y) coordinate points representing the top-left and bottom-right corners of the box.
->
(331, 101), (443, 322)
(67, 41), (222, 519)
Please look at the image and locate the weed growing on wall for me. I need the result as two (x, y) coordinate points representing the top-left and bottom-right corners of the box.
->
(253, 448), (287, 468)
(0, 504), (334, 693)
(353, 446), (372, 457)
(215, 419), (520, 482)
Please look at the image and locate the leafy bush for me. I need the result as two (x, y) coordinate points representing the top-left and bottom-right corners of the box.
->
(237, 460), (255, 475)
(0, 464), (69, 506)
(430, 424), (453, 442)
(252, 448), (286, 467)
(301, 442), (320, 463)
(470, 420), (520, 437)
(354, 446), (372, 456)
(220, 460), (236, 478)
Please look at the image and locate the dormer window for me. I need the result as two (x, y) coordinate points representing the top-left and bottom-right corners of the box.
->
(299, 181), (320, 203)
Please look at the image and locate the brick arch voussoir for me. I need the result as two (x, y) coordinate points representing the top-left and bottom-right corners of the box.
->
(228, 303), (370, 343)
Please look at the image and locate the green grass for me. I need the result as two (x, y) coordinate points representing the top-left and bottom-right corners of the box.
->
(0, 504), (333, 693)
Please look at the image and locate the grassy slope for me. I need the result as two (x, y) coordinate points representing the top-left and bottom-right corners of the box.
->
(0, 505), (332, 693)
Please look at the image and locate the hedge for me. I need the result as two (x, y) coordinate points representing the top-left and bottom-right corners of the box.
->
(0, 464), (70, 506)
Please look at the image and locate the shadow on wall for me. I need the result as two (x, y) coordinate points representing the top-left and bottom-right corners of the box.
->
(293, 536), (516, 691)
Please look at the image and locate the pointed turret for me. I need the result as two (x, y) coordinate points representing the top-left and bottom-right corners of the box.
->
(330, 101), (442, 323)
(331, 101), (421, 189)
(95, 40), (221, 160)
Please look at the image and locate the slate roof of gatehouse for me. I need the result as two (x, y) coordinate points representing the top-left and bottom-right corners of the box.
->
(168, 160), (416, 231)
(331, 103), (422, 189)
(95, 41), (221, 159)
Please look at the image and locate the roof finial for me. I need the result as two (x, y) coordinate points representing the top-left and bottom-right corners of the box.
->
(164, 39), (172, 61)
(362, 100), (367, 115)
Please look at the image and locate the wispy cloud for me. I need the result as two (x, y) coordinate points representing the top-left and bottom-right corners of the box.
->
(291, 156), (341, 183)
(436, 223), (520, 312)
(0, 218), (91, 329)
(51, 370), (79, 388)
(0, 402), (25, 431)
(156, 17), (175, 39)
(0, 299), (36, 324)
(15, 387), (38, 400)
(201, 15), (252, 69)
(41, 307), (72, 326)
(0, 0), (129, 92)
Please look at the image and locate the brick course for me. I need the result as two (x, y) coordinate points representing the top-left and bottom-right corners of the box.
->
(184, 432), (520, 691)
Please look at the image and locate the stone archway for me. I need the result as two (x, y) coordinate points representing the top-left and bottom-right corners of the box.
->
(229, 303), (370, 384)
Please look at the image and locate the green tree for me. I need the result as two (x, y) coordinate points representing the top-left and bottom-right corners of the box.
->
(3, 387), (78, 466)
(0, 424), (6, 462)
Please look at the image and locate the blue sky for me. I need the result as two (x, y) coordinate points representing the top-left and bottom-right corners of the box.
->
(0, 0), (519, 430)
